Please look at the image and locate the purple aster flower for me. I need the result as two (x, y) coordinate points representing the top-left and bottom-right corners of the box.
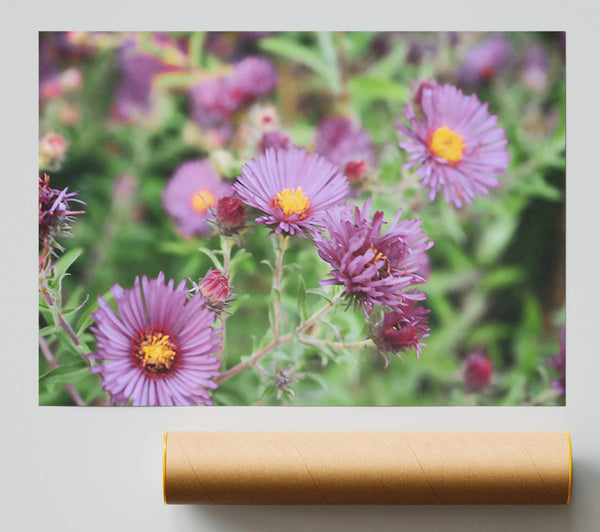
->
(233, 146), (349, 237)
(190, 75), (238, 130)
(315, 116), (375, 183)
(39, 172), (85, 263)
(162, 159), (232, 238)
(313, 198), (434, 317)
(112, 35), (183, 122)
(547, 326), (566, 395)
(229, 56), (278, 102)
(371, 303), (430, 365)
(457, 35), (512, 86)
(189, 56), (276, 140)
(397, 82), (510, 208)
(88, 272), (222, 406)
(259, 131), (291, 152)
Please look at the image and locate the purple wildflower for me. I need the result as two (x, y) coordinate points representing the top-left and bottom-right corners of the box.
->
(313, 198), (433, 317)
(371, 303), (430, 365)
(88, 272), (222, 406)
(315, 116), (375, 183)
(230, 56), (277, 102)
(259, 131), (291, 152)
(547, 326), (566, 395)
(233, 146), (349, 237)
(190, 76), (238, 129)
(112, 35), (184, 122)
(457, 35), (512, 86)
(162, 159), (232, 238)
(189, 56), (277, 141)
(397, 82), (510, 208)
(39, 172), (85, 262)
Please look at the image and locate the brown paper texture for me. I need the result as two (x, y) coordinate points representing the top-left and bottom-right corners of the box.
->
(163, 431), (572, 505)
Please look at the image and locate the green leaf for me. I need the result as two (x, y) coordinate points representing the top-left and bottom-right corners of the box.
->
(476, 215), (518, 265)
(258, 36), (341, 93)
(349, 76), (407, 106)
(480, 266), (524, 291)
(52, 248), (83, 280)
(229, 249), (252, 277)
(198, 247), (224, 270)
(260, 259), (274, 273)
(39, 325), (56, 337)
(39, 365), (91, 387)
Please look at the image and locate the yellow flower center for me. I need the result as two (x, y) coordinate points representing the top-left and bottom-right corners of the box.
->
(270, 186), (312, 221)
(133, 330), (177, 375)
(190, 188), (217, 213)
(427, 126), (466, 166)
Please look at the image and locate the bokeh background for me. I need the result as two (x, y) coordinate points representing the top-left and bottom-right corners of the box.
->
(38, 31), (565, 406)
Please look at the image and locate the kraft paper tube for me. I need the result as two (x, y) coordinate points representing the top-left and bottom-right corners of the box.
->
(163, 431), (572, 505)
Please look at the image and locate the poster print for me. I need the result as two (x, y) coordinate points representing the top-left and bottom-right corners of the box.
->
(39, 31), (565, 406)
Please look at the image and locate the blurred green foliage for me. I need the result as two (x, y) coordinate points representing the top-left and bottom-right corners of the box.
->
(39, 31), (565, 406)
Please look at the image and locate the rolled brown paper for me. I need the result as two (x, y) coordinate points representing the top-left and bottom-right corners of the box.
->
(163, 431), (572, 505)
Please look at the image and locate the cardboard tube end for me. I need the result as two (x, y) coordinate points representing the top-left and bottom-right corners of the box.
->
(567, 431), (573, 505)
(162, 431), (168, 505)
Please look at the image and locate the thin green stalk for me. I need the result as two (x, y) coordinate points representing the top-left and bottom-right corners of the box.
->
(215, 292), (341, 384)
(273, 235), (289, 340)
(298, 337), (374, 350)
(217, 236), (234, 364)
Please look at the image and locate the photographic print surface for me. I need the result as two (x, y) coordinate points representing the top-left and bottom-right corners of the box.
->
(38, 31), (565, 406)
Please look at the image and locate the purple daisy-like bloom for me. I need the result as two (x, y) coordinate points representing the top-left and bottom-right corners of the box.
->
(457, 35), (512, 86)
(313, 198), (433, 317)
(315, 116), (375, 183)
(162, 159), (232, 238)
(397, 82), (510, 208)
(88, 272), (222, 406)
(233, 146), (349, 237)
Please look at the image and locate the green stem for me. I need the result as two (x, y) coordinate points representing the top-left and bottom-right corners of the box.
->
(217, 236), (234, 364)
(298, 337), (374, 350)
(189, 32), (205, 68)
(41, 291), (82, 349)
(273, 235), (289, 341)
(39, 337), (86, 406)
(215, 292), (341, 384)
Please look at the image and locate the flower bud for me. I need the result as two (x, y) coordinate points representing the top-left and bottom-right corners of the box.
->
(198, 270), (235, 311)
(60, 67), (84, 93)
(215, 196), (246, 236)
(343, 160), (368, 182)
(464, 351), (493, 392)
(371, 304), (430, 366)
(39, 132), (69, 170)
